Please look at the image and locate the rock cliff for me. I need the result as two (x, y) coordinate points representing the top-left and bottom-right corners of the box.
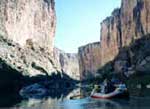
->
(0, 0), (56, 53)
(121, 0), (150, 45)
(100, 8), (121, 66)
(0, 0), (57, 78)
(78, 42), (101, 80)
(54, 48), (80, 80)
(100, 0), (150, 66)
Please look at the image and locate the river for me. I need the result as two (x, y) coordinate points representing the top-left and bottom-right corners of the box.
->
(1, 87), (150, 109)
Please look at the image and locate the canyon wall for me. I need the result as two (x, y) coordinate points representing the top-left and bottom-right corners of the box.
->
(54, 48), (80, 80)
(100, 0), (150, 66)
(100, 9), (121, 66)
(0, 0), (59, 79)
(78, 42), (101, 80)
(0, 0), (56, 53)
(121, 0), (150, 46)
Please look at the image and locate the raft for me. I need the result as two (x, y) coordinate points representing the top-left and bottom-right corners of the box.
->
(91, 84), (129, 99)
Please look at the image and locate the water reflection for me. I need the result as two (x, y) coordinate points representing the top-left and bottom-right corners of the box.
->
(0, 86), (75, 108)
(1, 87), (150, 109)
(14, 88), (130, 109)
(16, 96), (150, 109)
(62, 98), (127, 109)
(15, 88), (82, 108)
(15, 96), (130, 109)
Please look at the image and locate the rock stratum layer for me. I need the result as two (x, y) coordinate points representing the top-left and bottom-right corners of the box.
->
(79, 0), (150, 80)
(78, 42), (101, 80)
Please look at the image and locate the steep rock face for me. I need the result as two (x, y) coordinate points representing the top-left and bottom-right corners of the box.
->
(100, 0), (150, 66)
(0, 0), (58, 78)
(78, 42), (101, 80)
(121, 0), (150, 46)
(0, 0), (56, 53)
(100, 9), (121, 66)
(53, 48), (80, 80)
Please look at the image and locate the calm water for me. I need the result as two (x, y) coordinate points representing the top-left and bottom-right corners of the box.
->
(1, 88), (150, 109)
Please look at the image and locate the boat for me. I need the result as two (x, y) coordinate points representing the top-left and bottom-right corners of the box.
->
(91, 84), (129, 99)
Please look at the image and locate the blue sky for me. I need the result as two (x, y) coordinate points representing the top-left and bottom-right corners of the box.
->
(55, 0), (121, 53)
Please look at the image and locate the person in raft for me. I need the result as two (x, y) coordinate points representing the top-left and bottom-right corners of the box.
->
(101, 79), (116, 94)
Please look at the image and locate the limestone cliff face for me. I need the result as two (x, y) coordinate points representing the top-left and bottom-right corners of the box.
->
(0, 0), (56, 53)
(100, 0), (150, 66)
(100, 9), (121, 66)
(78, 42), (101, 80)
(121, 0), (150, 46)
(53, 48), (80, 80)
(0, 0), (58, 78)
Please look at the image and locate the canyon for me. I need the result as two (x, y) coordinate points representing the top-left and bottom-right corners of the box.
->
(0, 0), (150, 90)
(0, 0), (150, 107)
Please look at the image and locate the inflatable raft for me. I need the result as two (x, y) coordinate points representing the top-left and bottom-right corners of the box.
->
(91, 84), (129, 99)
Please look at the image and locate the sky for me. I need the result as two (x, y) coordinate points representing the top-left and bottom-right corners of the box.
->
(55, 0), (121, 53)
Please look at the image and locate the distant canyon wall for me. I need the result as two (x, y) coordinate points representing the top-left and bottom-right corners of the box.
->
(54, 48), (80, 80)
(78, 42), (101, 80)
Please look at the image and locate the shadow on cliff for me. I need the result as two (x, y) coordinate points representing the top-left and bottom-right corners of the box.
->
(96, 34), (150, 84)
(0, 59), (78, 107)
